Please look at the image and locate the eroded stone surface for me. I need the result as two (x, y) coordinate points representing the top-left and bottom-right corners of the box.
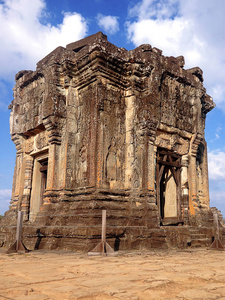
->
(1, 32), (221, 251)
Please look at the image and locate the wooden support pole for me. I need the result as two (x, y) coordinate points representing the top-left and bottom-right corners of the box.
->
(16, 211), (23, 251)
(6, 211), (28, 254)
(88, 210), (117, 256)
(209, 212), (224, 251)
(102, 210), (106, 245)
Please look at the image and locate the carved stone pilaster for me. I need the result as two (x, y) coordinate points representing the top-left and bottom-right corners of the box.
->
(21, 155), (34, 220)
(147, 119), (158, 144)
(43, 117), (61, 204)
(124, 88), (135, 190)
(146, 121), (157, 203)
(181, 155), (189, 194)
(10, 134), (25, 210)
(181, 154), (189, 225)
(139, 118), (157, 197)
(189, 132), (203, 214)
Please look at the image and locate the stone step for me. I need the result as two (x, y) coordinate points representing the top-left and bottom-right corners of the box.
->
(191, 234), (207, 240)
(189, 226), (212, 248)
(190, 238), (212, 248)
(189, 227), (201, 232)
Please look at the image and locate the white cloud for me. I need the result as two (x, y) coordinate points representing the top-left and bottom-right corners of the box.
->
(126, 0), (225, 111)
(209, 182), (225, 217)
(209, 188), (225, 218)
(129, 0), (179, 20)
(0, 189), (11, 215)
(207, 149), (225, 215)
(127, 18), (191, 57)
(0, 80), (12, 111)
(97, 14), (119, 35)
(210, 190), (225, 206)
(208, 150), (225, 181)
(0, 0), (88, 79)
(0, 189), (11, 199)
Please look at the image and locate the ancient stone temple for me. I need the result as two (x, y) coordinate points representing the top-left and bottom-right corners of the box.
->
(1, 32), (222, 250)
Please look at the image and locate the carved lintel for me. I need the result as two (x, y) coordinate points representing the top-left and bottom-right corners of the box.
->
(155, 131), (189, 155)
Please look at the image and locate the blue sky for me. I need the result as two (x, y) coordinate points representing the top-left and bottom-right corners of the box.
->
(0, 0), (225, 216)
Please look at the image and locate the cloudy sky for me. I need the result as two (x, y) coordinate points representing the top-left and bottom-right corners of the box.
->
(0, 0), (224, 216)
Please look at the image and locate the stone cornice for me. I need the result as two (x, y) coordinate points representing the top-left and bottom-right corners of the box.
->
(43, 117), (61, 145)
(190, 132), (203, 157)
(11, 134), (24, 152)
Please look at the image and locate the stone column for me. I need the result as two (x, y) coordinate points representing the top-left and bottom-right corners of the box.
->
(62, 86), (77, 190)
(147, 124), (157, 203)
(43, 117), (61, 205)
(189, 133), (203, 214)
(21, 155), (34, 220)
(201, 140), (210, 208)
(181, 155), (189, 196)
(96, 80), (105, 189)
(10, 134), (25, 211)
(141, 133), (148, 193)
(181, 154), (189, 224)
(89, 86), (98, 188)
(96, 117), (104, 189)
(124, 88), (135, 190)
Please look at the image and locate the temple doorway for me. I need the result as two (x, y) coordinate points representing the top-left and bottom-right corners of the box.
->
(29, 152), (48, 221)
(156, 148), (182, 225)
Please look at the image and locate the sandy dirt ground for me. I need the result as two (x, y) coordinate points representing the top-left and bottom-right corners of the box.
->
(0, 248), (225, 300)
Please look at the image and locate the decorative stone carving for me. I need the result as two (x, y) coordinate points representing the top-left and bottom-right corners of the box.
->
(34, 131), (48, 150)
(155, 132), (189, 155)
(1, 32), (216, 251)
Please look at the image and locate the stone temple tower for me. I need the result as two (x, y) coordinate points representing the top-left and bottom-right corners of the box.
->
(1, 32), (220, 250)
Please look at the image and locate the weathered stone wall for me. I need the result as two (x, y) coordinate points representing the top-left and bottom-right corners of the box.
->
(1, 32), (217, 251)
